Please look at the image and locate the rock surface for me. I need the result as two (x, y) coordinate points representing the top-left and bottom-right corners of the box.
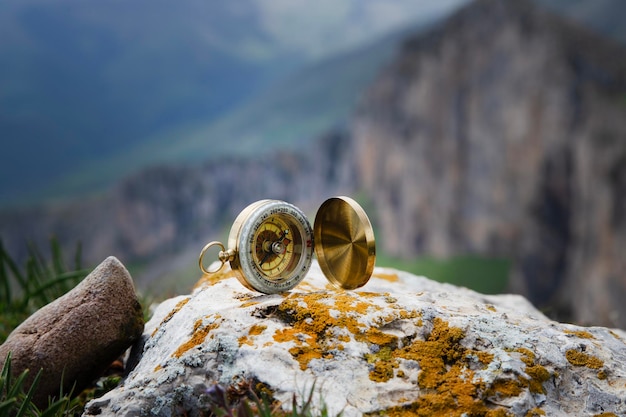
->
(0, 256), (144, 408)
(86, 260), (626, 417)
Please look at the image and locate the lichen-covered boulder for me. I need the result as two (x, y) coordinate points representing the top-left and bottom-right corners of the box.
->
(0, 256), (144, 408)
(85, 260), (626, 417)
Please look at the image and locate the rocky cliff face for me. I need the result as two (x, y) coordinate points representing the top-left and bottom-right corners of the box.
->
(351, 0), (626, 327)
(0, 129), (356, 272)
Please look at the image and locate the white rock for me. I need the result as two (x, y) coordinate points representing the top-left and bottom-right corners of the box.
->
(84, 260), (626, 417)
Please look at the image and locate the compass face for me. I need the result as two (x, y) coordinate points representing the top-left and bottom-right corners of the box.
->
(252, 216), (295, 278)
(229, 200), (314, 294)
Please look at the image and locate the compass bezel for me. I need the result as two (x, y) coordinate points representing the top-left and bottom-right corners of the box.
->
(229, 200), (314, 294)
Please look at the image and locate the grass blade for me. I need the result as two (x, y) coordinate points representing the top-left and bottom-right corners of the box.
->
(25, 270), (88, 303)
(1, 352), (12, 393)
(1, 244), (27, 294)
(15, 369), (41, 417)
(38, 398), (71, 417)
(0, 241), (12, 308)
(0, 398), (18, 413)
(6, 369), (29, 400)
(50, 238), (66, 277)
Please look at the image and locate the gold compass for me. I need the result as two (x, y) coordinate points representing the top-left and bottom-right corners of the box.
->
(198, 196), (375, 294)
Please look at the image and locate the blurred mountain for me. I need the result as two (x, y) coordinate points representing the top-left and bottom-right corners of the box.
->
(353, 0), (626, 326)
(535, 0), (626, 44)
(2, 0), (626, 328)
(0, 0), (467, 205)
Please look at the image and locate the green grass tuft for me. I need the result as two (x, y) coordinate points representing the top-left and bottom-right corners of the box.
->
(0, 239), (92, 416)
(0, 238), (89, 343)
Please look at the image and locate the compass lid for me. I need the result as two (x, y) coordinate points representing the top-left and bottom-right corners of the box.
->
(314, 196), (376, 290)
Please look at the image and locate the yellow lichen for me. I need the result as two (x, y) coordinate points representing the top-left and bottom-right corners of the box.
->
(193, 267), (235, 290)
(288, 345), (323, 370)
(594, 414), (618, 417)
(476, 351), (495, 366)
(564, 330), (594, 339)
(364, 328), (398, 347)
(172, 314), (221, 358)
(152, 297), (190, 337)
(609, 330), (625, 343)
(240, 300), (260, 308)
(525, 408), (546, 416)
(597, 370), (608, 380)
(271, 291), (418, 371)
(515, 348), (551, 394)
(486, 305), (497, 312)
(249, 324), (267, 335)
(566, 350), (604, 369)
(270, 291), (546, 416)
(239, 324), (267, 346)
(369, 358), (399, 382)
(486, 379), (523, 398)
(374, 272), (400, 282)
(365, 319), (517, 416)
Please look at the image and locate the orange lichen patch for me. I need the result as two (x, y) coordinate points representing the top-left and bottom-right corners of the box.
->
(249, 324), (267, 336)
(379, 309), (421, 324)
(272, 291), (416, 371)
(240, 300), (260, 308)
(337, 334), (351, 343)
(364, 328), (398, 346)
(476, 351), (495, 366)
(525, 408), (546, 416)
(154, 364), (163, 372)
(273, 327), (308, 344)
(193, 267), (235, 290)
(366, 402), (512, 417)
(288, 345), (323, 370)
(374, 272), (400, 282)
(172, 315), (222, 358)
(395, 319), (467, 388)
(609, 330), (625, 343)
(365, 319), (519, 416)
(564, 330), (594, 339)
(566, 349), (604, 369)
(384, 296), (398, 304)
(486, 379), (523, 398)
(369, 356), (399, 382)
(515, 348), (551, 394)
(152, 297), (191, 337)
(357, 291), (391, 298)
(239, 324), (267, 346)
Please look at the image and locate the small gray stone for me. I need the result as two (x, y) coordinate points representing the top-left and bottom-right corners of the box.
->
(0, 256), (144, 408)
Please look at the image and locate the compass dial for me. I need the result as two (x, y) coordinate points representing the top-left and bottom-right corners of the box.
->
(252, 217), (295, 278)
(228, 200), (314, 293)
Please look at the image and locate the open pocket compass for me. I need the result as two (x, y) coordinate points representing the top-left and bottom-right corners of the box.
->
(198, 196), (376, 294)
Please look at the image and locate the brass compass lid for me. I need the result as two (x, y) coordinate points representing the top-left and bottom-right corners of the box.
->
(314, 196), (376, 290)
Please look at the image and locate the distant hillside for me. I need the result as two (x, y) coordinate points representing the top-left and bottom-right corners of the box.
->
(536, 0), (626, 44)
(353, 0), (626, 327)
(0, 0), (468, 206)
(39, 22), (431, 202)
